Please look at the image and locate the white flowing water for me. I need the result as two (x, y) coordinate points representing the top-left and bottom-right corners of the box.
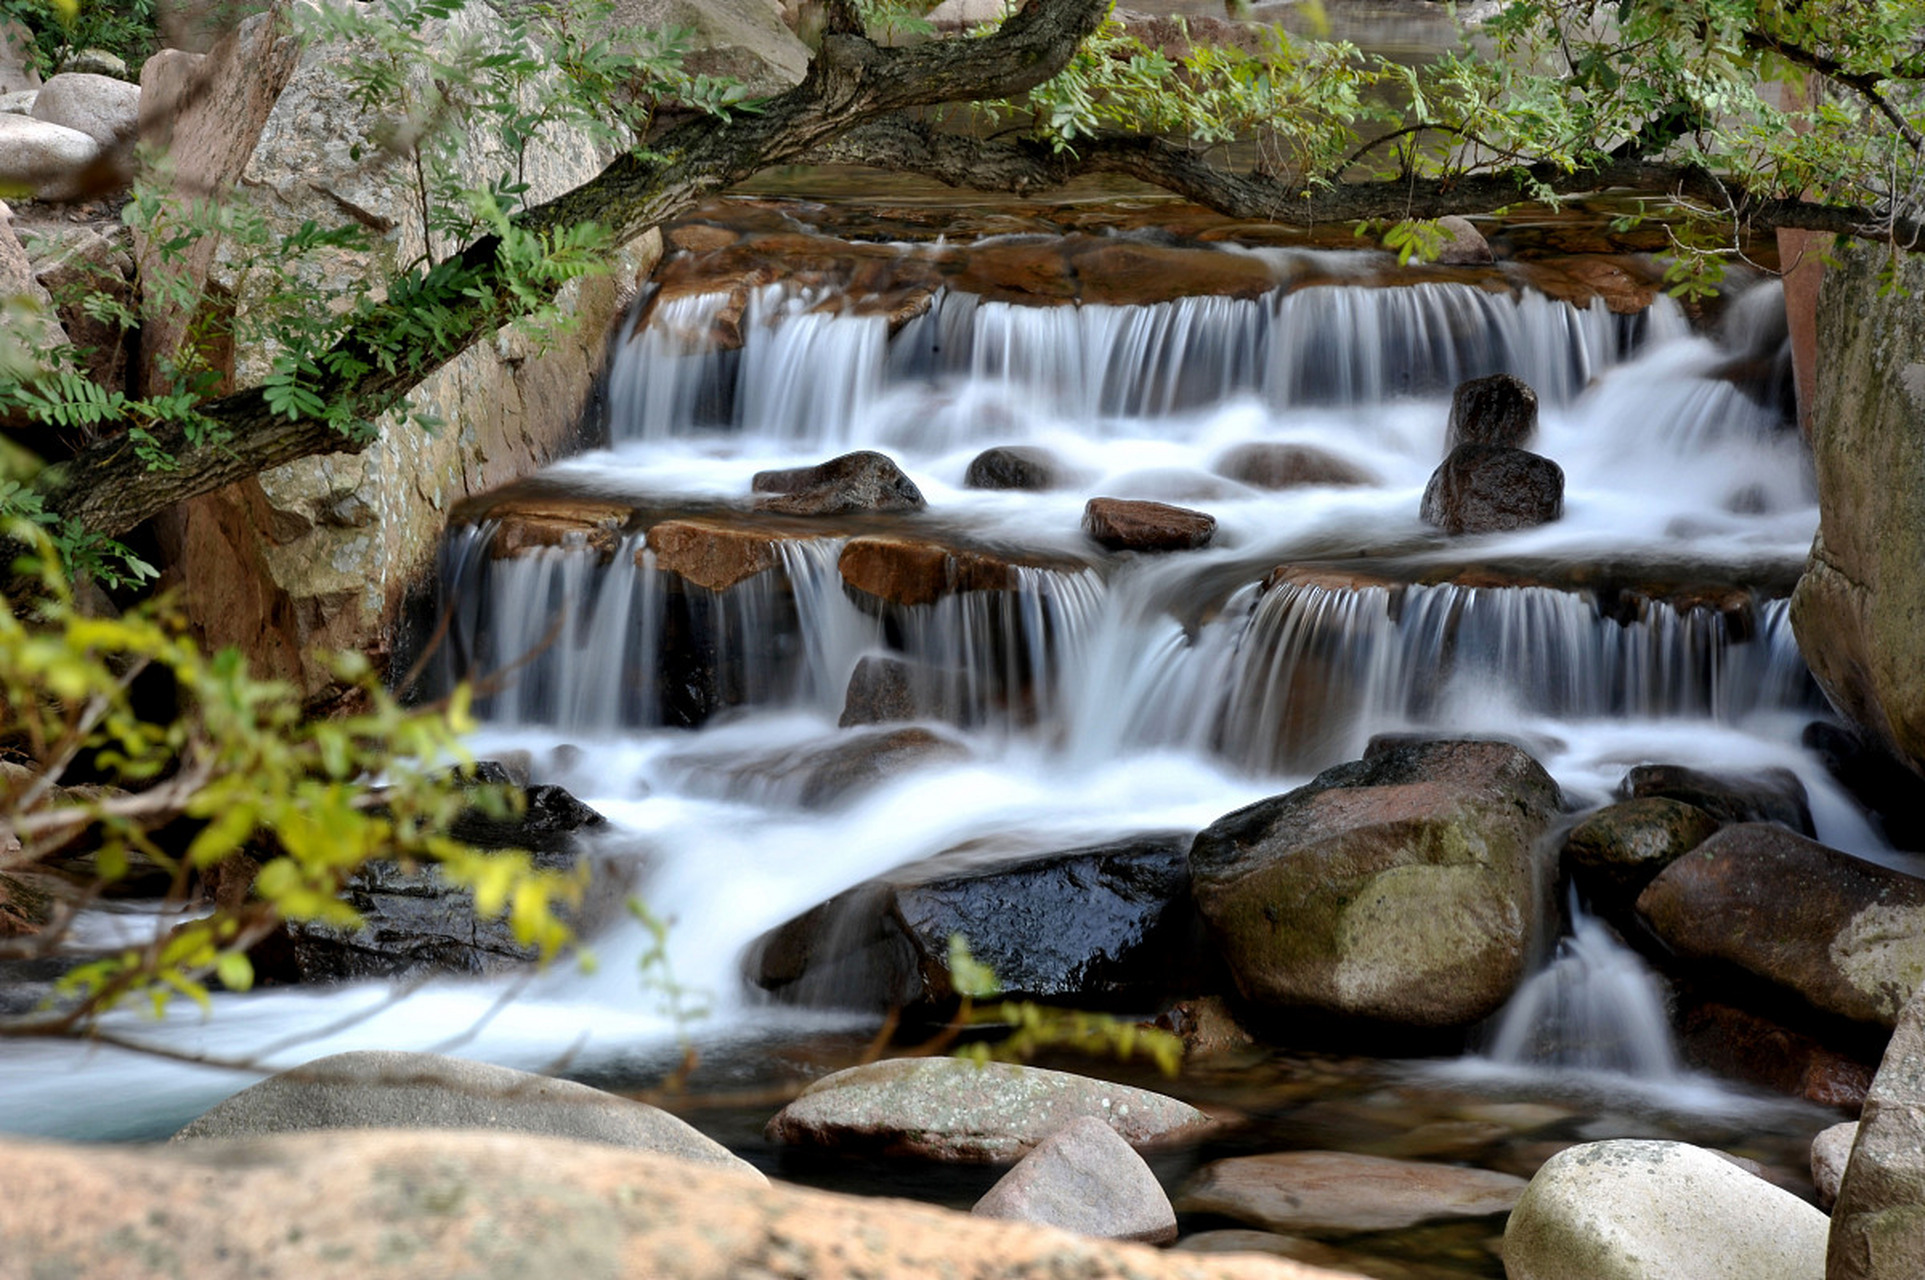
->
(0, 264), (1877, 1140)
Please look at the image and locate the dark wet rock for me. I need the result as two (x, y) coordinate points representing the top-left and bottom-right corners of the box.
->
(1811, 1121), (1856, 1211)
(964, 445), (1069, 492)
(1804, 721), (1925, 852)
(1828, 988), (1925, 1280)
(840, 653), (952, 728)
(838, 535), (1015, 607)
(765, 1057), (1214, 1162)
(1502, 1140), (1827, 1280)
(669, 727), (970, 811)
(1212, 442), (1376, 490)
(1176, 1150), (1526, 1235)
(647, 517), (790, 591)
(171, 1050), (760, 1177)
(1638, 824), (1925, 1028)
(1083, 497), (1215, 552)
(1446, 374), (1538, 450)
(266, 772), (616, 984)
(1190, 739), (1561, 1029)
(747, 832), (1213, 1013)
(1617, 762), (1814, 835)
(1419, 443), (1563, 535)
(972, 1115), (1176, 1244)
(484, 498), (634, 561)
(1677, 1000), (1876, 1113)
(1562, 798), (1722, 915)
(752, 450), (925, 515)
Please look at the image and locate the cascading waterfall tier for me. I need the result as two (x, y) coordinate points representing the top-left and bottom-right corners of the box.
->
(612, 280), (1680, 446)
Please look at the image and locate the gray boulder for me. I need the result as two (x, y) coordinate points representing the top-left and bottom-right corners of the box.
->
(1503, 1139), (1827, 1280)
(1432, 214), (1493, 265)
(1419, 442), (1564, 535)
(1617, 762), (1814, 834)
(30, 72), (139, 149)
(1812, 1120), (1856, 1211)
(1445, 373), (1537, 449)
(610, 0), (807, 97)
(753, 450), (927, 515)
(972, 1116), (1176, 1244)
(1637, 823), (1925, 1028)
(1829, 990), (1925, 1279)
(1189, 738), (1560, 1028)
(0, 20), (38, 95)
(172, 1050), (762, 1178)
(0, 90), (34, 115)
(766, 1057), (1214, 1162)
(0, 113), (99, 200)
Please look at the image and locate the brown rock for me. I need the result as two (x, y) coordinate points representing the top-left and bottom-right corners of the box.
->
(950, 240), (1078, 301)
(667, 222), (738, 253)
(485, 500), (633, 561)
(839, 654), (952, 728)
(1071, 241), (1279, 306)
(646, 518), (787, 591)
(1562, 797), (1722, 911)
(1678, 1000), (1875, 1112)
(1419, 444), (1564, 535)
(1532, 257), (1660, 315)
(1176, 1150), (1526, 1235)
(1618, 762), (1814, 834)
(1639, 824), (1925, 1028)
(838, 535), (1015, 607)
(0, 870), (54, 937)
(1214, 443), (1376, 490)
(29, 225), (134, 394)
(0, 1129), (1345, 1280)
(1084, 498), (1216, 552)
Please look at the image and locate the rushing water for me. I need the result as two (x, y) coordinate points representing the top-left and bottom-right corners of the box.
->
(0, 252), (1866, 1222)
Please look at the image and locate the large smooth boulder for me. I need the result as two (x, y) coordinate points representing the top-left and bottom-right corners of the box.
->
(1829, 990), (1925, 1279)
(766, 1058), (1215, 1162)
(172, 1050), (759, 1177)
(1176, 1150), (1525, 1235)
(973, 1116), (1177, 1244)
(753, 450), (926, 515)
(0, 1130), (1348, 1280)
(1637, 823), (1925, 1029)
(1617, 762), (1814, 834)
(1791, 241), (1925, 780)
(142, 5), (662, 706)
(1445, 373), (1537, 450)
(29, 72), (138, 150)
(1503, 1140), (1828, 1280)
(1212, 442), (1375, 490)
(1083, 498), (1216, 552)
(0, 113), (98, 199)
(747, 832), (1213, 1011)
(1418, 443), (1563, 535)
(1189, 739), (1561, 1028)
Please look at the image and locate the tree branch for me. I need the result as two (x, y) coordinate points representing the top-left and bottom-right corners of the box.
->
(1743, 29), (1925, 154)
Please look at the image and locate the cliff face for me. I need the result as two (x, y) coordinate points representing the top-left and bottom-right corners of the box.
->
(1791, 242), (1925, 780)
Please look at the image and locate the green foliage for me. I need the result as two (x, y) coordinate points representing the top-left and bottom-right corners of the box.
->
(0, 0), (157, 76)
(944, 935), (1184, 1076)
(0, 535), (580, 1030)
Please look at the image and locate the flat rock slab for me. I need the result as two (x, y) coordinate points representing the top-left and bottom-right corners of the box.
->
(973, 1115), (1177, 1243)
(172, 1050), (760, 1179)
(767, 1057), (1215, 1162)
(1084, 497), (1216, 552)
(0, 1129), (1353, 1280)
(1502, 1139), (1827, 1280)
(1176, 1150), (1525, 1235)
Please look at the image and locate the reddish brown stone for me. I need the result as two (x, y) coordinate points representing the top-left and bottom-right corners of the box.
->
(1070, 242), (1280, 306)
(485, 499), (633, 562)
(838, 536), (1017, 607)
(667, 222), (739, 253)
(1678, 1000), (1876, 1114)
(1083, 498), (1216, 553)
(646, 518), (789, 592)
(949, 242), (1078, 301)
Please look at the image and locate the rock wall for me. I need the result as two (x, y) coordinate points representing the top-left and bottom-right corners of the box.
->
(1790, 243), (1925, 779)
(142, 3), (667, 703)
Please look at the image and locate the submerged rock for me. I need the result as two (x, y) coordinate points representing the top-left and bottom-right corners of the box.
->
(1445, 373), (1537, 450)
(766, 1057), (1214, 1162)
(1176, 1150), (1526, 1235)
(747, 832), (1212, 1012)
(1501, 1140), (1827, 1280)
(1189, 739), (1560, 1028)
(1638, 824), (1925, 1028)
(964, 445), (1070, 492)
(1418, 443), (1564, 535)
(172, 1050), (760, 1178)
(1212, 442), (1375, 490)
(1083, 497), (1216, 552)
(1617, 762), (1814, 835)
(972, 1116), (1177, 1244)
(752, 450), (926, 515)
(667, 726), (971, 811)
(1828, 989), (1925, 1280)
(1811, 1120), (1856, 1210)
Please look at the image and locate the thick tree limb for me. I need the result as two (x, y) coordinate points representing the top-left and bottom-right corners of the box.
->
(39, 0), (1112, 538)
(1742, 29), (1925, 153)
(810, 118), (1925, 247)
